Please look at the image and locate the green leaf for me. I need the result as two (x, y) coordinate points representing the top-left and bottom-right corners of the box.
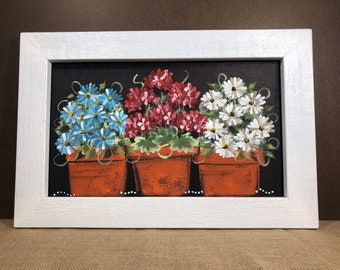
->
(151, 127), (177, 145)
(199, 141), (212, 149)
(262, 105), (274, 115)
(264, 150), (276, 159)
(99, 81), (106, 92)
(201, 148), (214, 156)
(248, 82), (256, 91)
(243, 113), (255, 122)
(206, 110), (219, 118)
(264, 143), (277, 151)
(118, 138), (131, 147)
(66, 94), (75, 100)
(207, 82), (221, 91)
(103, 149), (112, 158)
(239, 150), (250, 159)
(85, 148), (96, 159)
(115, 147), (124, 155)
(228, 125), (239, 135)
(56, 124), (69, 134)
(170, 133), (198, 153)
(82, 143), (90, 151)
(131, 137), (161, 154)
(75, 151), (84, 160)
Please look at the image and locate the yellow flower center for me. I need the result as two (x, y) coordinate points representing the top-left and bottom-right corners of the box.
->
(64, 141), (70, 146)
(231, 87), (236, 91)
(93, 113), (98, 118)
(210, 98), (215, 103)
(69, 111), (74, 116)
(108, 96), (113, 101)
(86, 92), (91, 98)
(118, 119), (123, 124)
(81, 129), (86, 134)
(210, 127), (216, 133)
(259, 125), (265, 131)
(222, 143), (228, 149)
(102, 136), (107, 140)
(244, 138), (250, 143)
(249, 100), (254, 105)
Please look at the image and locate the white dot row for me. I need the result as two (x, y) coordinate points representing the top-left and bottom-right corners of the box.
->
(184, 190), (204, 195)
(53, 191), (74, 196)
(120, 191), (137, 195)
(52, 188), (275, 196)
(255, 188), (275, 195)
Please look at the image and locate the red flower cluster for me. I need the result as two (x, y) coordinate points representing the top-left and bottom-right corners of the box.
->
(125, 69), (207, 138)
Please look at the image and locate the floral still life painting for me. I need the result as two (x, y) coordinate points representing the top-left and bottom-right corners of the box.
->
(49, 61), (283, 198)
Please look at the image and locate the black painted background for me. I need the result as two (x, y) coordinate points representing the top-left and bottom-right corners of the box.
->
(49, 61), (283, 197)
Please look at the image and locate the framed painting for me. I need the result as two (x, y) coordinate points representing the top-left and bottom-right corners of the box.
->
(14, 30), (318, 228)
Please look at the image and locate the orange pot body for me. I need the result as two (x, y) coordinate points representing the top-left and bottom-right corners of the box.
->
(67, 151), (127, 196)
(194, 149), (264, 196)
(129, 146), (195, 196)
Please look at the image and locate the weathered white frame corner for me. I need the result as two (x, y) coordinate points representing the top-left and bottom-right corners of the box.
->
(14, 30), (318, 228)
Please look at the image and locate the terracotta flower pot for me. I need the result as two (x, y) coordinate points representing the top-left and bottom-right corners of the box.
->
(128, 146), (196, 196)
(194, 149), (264, 196)
(67, 150), (127, 196)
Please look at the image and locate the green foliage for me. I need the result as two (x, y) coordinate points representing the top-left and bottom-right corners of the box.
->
(263, 150), (276, 159)
(150, 128), (177, 145)
(66, 94), (75, 100)
(85, 148), (96, 159)
(56, 123), (69, 134)
(99, 81), (106, 92)
(207, 82), (221, 92)
(131, 137), (161, 154)
(103, 149), (112, 158)
(131, 126), (198, 155)
(170, 133), (198, 153)
(201, 147), (214, 156)
(263, 143), (277, 151)
(247, 82), (256, 91)
(75, 151), (84, 160)
(262, 105), (274, 115)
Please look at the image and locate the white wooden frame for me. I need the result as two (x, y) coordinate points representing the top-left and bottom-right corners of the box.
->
(14, 30), (318, 228)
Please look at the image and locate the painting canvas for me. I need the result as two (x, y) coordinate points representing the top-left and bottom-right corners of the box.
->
(49, 61), (283, 198)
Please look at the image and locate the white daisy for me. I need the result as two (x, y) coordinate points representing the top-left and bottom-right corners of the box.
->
(238, 91), (266, 114)
(215, 134), (236, 158)
(221, 77), (247, 99)
(219, 103), (243, 126)
(204, 119), (225, 140)
(234, 128), (260, 152)
(201, 90), (226, 110)
(248, 116), (275, 138)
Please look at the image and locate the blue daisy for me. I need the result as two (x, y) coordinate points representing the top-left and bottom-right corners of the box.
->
(98, 88), (123, 110)
(55, 132), (76, 155)
(109, 111), (127, 133)
(70, 121), (94, 143)
(83, 106), (107, 126)
(77, 83), (99, 106)
(60, 101), (81, 124)
(91, 128), (116, 149)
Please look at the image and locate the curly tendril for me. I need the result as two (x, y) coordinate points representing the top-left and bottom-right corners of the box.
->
(111, 81), (123, 93)
(181, 70), (190, 83)
(71, 81), (81, 95)
(53, 153), (70, 167)
(132, 74), (144, 87)
(217, 73), (228, 86)
(258, 87), (271, 99)
(57, 100), (69, 112)
(267, 113), (279, 123)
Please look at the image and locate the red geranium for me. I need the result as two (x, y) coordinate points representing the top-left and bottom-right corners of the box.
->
(125, 68), (207, 139)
